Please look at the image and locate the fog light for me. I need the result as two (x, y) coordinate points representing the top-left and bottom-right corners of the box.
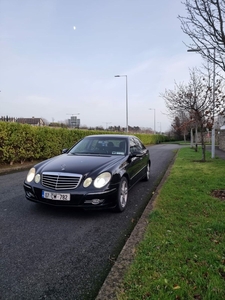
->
(92, 199), (104, 205)
(26, 191), (34, 198)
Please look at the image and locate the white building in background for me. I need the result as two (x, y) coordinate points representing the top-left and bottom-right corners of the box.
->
(68, 116), (80, 128)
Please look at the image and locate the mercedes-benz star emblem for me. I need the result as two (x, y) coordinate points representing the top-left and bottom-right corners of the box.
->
(61, 164), (66, 171)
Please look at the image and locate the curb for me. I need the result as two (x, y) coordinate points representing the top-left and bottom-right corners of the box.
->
(0, 161), (41, 175)
(0, 164), (34, 175)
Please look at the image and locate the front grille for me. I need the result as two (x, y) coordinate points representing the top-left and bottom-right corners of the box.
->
(42, 172), (82, 190)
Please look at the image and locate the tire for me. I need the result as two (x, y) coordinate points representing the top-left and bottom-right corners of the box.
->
(143, 163), (150, 181)
(114, 177), (128, 212)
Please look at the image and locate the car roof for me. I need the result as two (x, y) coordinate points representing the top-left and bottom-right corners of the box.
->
(84, 134), (134, 139)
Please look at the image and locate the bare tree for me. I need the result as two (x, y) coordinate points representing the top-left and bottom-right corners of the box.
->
(179, 0), (225, 71)
(161, 69), (225, 161)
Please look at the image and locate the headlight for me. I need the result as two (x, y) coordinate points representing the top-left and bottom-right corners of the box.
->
(94, 172), (111, 188)
(83, 177), (92, 188)
(26, 167), (36, 182)
(34, 174), (41, 183)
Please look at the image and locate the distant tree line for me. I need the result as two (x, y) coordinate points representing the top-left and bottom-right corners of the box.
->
(2, 117), (160, 135)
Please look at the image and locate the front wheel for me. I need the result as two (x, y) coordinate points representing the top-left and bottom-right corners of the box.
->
(114, 177), (128, 212)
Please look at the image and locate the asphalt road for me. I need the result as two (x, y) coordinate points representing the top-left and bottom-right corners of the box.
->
(0, 144), (181, 300)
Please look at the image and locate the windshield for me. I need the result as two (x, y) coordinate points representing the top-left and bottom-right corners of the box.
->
(69, 137), (127, 155)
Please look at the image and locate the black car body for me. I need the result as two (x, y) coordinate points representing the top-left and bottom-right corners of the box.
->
(24, 134), (151, 212)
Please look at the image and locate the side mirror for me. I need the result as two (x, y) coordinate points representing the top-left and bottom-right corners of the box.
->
(62, 148), (68, 154)
(129, 150), (143, 158)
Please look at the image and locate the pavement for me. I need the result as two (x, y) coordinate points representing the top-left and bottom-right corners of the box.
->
(0, 146), (224, 300)
(0, 161), (36, 175)
(210, 145), (225, 159)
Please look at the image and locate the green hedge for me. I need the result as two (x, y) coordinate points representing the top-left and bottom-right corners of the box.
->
(0, 122), (168, 165)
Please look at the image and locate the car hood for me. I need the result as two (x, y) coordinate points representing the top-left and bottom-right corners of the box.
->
(36, 154), (124, 175)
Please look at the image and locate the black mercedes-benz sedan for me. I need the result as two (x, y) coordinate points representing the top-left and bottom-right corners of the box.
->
(24, 134), (151, 212)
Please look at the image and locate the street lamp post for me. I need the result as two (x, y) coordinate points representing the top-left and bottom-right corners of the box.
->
(149, 108), (156, 134)
(187, 47), (216, 158)
(115, 75), (128, 132)
(211, 47), (216, 159)
(158, 122), (161, 134)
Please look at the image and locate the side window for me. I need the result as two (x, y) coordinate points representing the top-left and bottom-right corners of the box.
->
(134, 137), (145, 151)
(129, 137), (138, 154)
(130, 137), (145, 153)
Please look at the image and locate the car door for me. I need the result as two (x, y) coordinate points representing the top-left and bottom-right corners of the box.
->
(128, 137), (147, 185)
(133, 137), (149, 178)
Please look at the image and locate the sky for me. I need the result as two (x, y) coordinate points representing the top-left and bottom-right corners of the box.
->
(0, 0), (204, 132)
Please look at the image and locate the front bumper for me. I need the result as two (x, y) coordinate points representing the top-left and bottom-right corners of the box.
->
(23, 182), (118, 209)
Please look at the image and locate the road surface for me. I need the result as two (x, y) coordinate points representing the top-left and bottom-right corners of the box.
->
(0, 144), (181, 300)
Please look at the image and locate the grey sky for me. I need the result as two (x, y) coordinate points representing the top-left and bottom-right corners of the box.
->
(0, 0), (203, 131)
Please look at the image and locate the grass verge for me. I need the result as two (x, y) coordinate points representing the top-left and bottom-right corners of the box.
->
(117, 147), (225, 300)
